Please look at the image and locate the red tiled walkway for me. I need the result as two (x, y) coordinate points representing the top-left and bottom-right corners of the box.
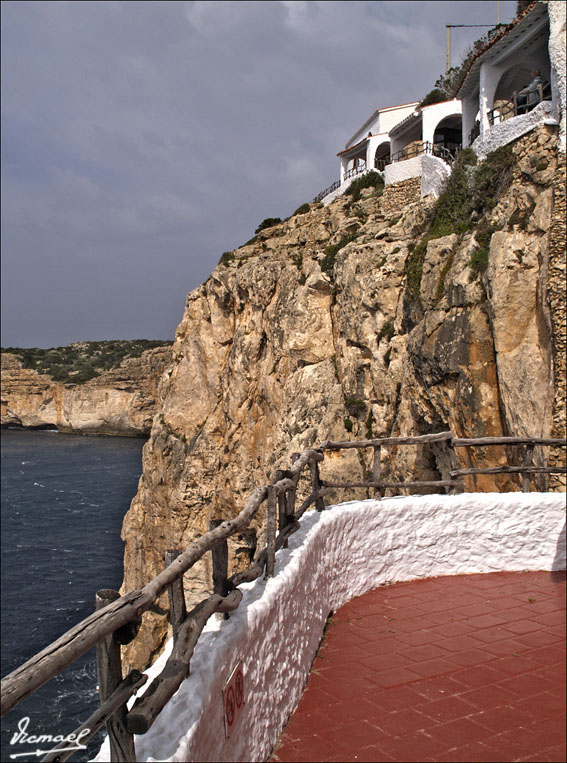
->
(271, 571), (566, 763)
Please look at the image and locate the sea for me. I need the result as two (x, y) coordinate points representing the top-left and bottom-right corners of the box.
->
(1, 429), (145, 763)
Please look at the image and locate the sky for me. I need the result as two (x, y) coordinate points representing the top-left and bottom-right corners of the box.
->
(1, 0), (520, 348)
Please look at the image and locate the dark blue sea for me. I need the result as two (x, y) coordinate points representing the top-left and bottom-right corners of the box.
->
(1, 429), (145, 763)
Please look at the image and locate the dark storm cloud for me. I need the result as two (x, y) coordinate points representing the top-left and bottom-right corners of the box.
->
(1, 0), (518, 347)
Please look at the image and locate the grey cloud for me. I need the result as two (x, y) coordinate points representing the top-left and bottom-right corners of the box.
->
(1, 0), (518, 347)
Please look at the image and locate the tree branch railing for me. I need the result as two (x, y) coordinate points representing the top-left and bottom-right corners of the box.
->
(1, 433), (565, 760)
(488, 82), (552, 126)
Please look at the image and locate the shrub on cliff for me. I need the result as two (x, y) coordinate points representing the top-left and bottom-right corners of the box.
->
(255, 217), (282, 235)
(345, 171), (384, 202)
(406, 145), (515, 301)
(2, 340), (172, 384)
(419, 89), (447, 107)
(291, 203), (311, 217)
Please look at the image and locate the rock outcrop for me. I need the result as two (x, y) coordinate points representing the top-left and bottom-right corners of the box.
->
(1, 346), (172, 436)
(121, 126), (565, 669)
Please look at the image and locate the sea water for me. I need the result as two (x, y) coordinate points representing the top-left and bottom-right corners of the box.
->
(1, 429), (145, 762)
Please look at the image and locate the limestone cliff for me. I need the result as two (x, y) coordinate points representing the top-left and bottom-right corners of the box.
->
(1, 346), (172, 436)
(121, 126), (566, 669)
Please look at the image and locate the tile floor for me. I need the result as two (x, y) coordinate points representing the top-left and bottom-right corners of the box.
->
(270, 570), (566, 763)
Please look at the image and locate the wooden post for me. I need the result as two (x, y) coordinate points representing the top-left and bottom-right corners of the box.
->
(209, 521), (229, 619)
(265, 486), (277, 578)
(165, 550), (186, 638)
(275, 469), (289, 548)
(372, 446), (382, 499)
(310, 459), (325, 511)
(446, 438), (461, 494)
(95, 589), (136, 763)
(522, 444), (535, 492)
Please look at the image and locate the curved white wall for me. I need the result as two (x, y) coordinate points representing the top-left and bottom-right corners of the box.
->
(94, 493), (565, 763)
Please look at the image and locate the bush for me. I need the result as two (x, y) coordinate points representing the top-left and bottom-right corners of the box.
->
(468, 247), (489, 279)
(405, 146), (515, 301)
(344, 418), (354, 433)
(218, 251), (235, 267)
(255, 217), (282, 235)
(419, 89), (447, 108)
(2, 340), (172, 384)
(291, 203), (311, 216)
(377, 319), (395, 342)
(320, 233), (357, 280)
(345, 171), (384, 202)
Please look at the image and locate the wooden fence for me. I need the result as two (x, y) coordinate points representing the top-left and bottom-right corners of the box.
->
(1, 432), (565, 761)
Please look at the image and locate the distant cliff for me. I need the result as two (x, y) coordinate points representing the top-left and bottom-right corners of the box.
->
(120, 125), (566, 670)
(1, 341), (172, 436)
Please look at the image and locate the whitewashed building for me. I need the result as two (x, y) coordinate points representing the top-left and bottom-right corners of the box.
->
(315, 101), (418, 204)
(456, 0), (565, 157)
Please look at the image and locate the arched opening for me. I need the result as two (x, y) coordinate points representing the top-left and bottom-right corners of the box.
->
(490, 61), (552, 123)
(433, 115), (462, 160)
(374, 141), (390, 171)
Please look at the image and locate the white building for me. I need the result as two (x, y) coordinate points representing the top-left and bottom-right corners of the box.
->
(456, 0), (565, 157)
(315, 101), (417, 204)
(384, 98), (462, 196)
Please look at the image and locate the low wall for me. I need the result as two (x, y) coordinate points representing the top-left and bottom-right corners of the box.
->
(94, 493), (566, 763)
(384, 155), (422, 185)
(473, 100), (558, 160)
(421, 153), (451, 198)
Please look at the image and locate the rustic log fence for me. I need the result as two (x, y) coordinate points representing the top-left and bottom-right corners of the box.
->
(1, 432), (565, 761)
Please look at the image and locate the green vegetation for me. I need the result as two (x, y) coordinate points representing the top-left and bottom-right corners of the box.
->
(320, 233), (358, 280)
(377, 319), (395, 342)
(2, 339), (172, 385)
(344, 418), (354, 433)
(406, 145), (515, 300)
(219, 251), (235, 266)
(345, 396), (366, 417)
(435, 24), (507, 98)
(365, 409), (374, 439)
(434, 254), (455, 303)
(345, 171), (384, 202)
(255, 217), (282, 235)
(291, 203), (311, 216)
(467, 247), (490, 279)
(419, 88), (447, 107)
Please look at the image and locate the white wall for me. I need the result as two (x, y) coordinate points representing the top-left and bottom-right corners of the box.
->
(421, 99), (462, 145)
(473, 99), (557, 159)
(421, 153), (451, 198)
(384, 155), (422, 185)
(95, 492), (565, 763)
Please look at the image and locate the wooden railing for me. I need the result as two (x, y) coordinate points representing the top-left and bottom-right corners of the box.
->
(488, 82), (552, 126)
(1, 432), (565, 761)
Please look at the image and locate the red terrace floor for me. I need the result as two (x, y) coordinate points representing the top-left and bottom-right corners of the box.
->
(270, 571), (566, 763)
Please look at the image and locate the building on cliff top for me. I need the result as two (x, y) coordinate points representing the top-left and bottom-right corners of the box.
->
(315, 0), (565, 205)
(456, 0), (565, 157)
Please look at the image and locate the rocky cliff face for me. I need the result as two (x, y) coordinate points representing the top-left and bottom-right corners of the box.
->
(1, 346), (172, 436)
(121, 125), (566, 669)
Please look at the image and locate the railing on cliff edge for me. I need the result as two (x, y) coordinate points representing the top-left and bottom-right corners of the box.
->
(1, 432), (566, 761)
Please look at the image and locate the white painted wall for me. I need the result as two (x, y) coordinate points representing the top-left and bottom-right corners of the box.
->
(473, 99), (557, 160)
(421, 99), (462, 145)
(384, 155), (422, 185)
(549, 0), (567, 152)
(94, 492), (566, 763)
(421, 153), (451, 198)
(378, 102), (419, 133)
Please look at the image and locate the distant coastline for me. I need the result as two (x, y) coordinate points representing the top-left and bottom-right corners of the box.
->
(1, 340), (172, 436)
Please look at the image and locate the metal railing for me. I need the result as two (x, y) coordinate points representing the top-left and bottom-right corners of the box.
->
(313, 180), (340, 203)
(1, 431), (565, 760)
(390, 140), (461, 166)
